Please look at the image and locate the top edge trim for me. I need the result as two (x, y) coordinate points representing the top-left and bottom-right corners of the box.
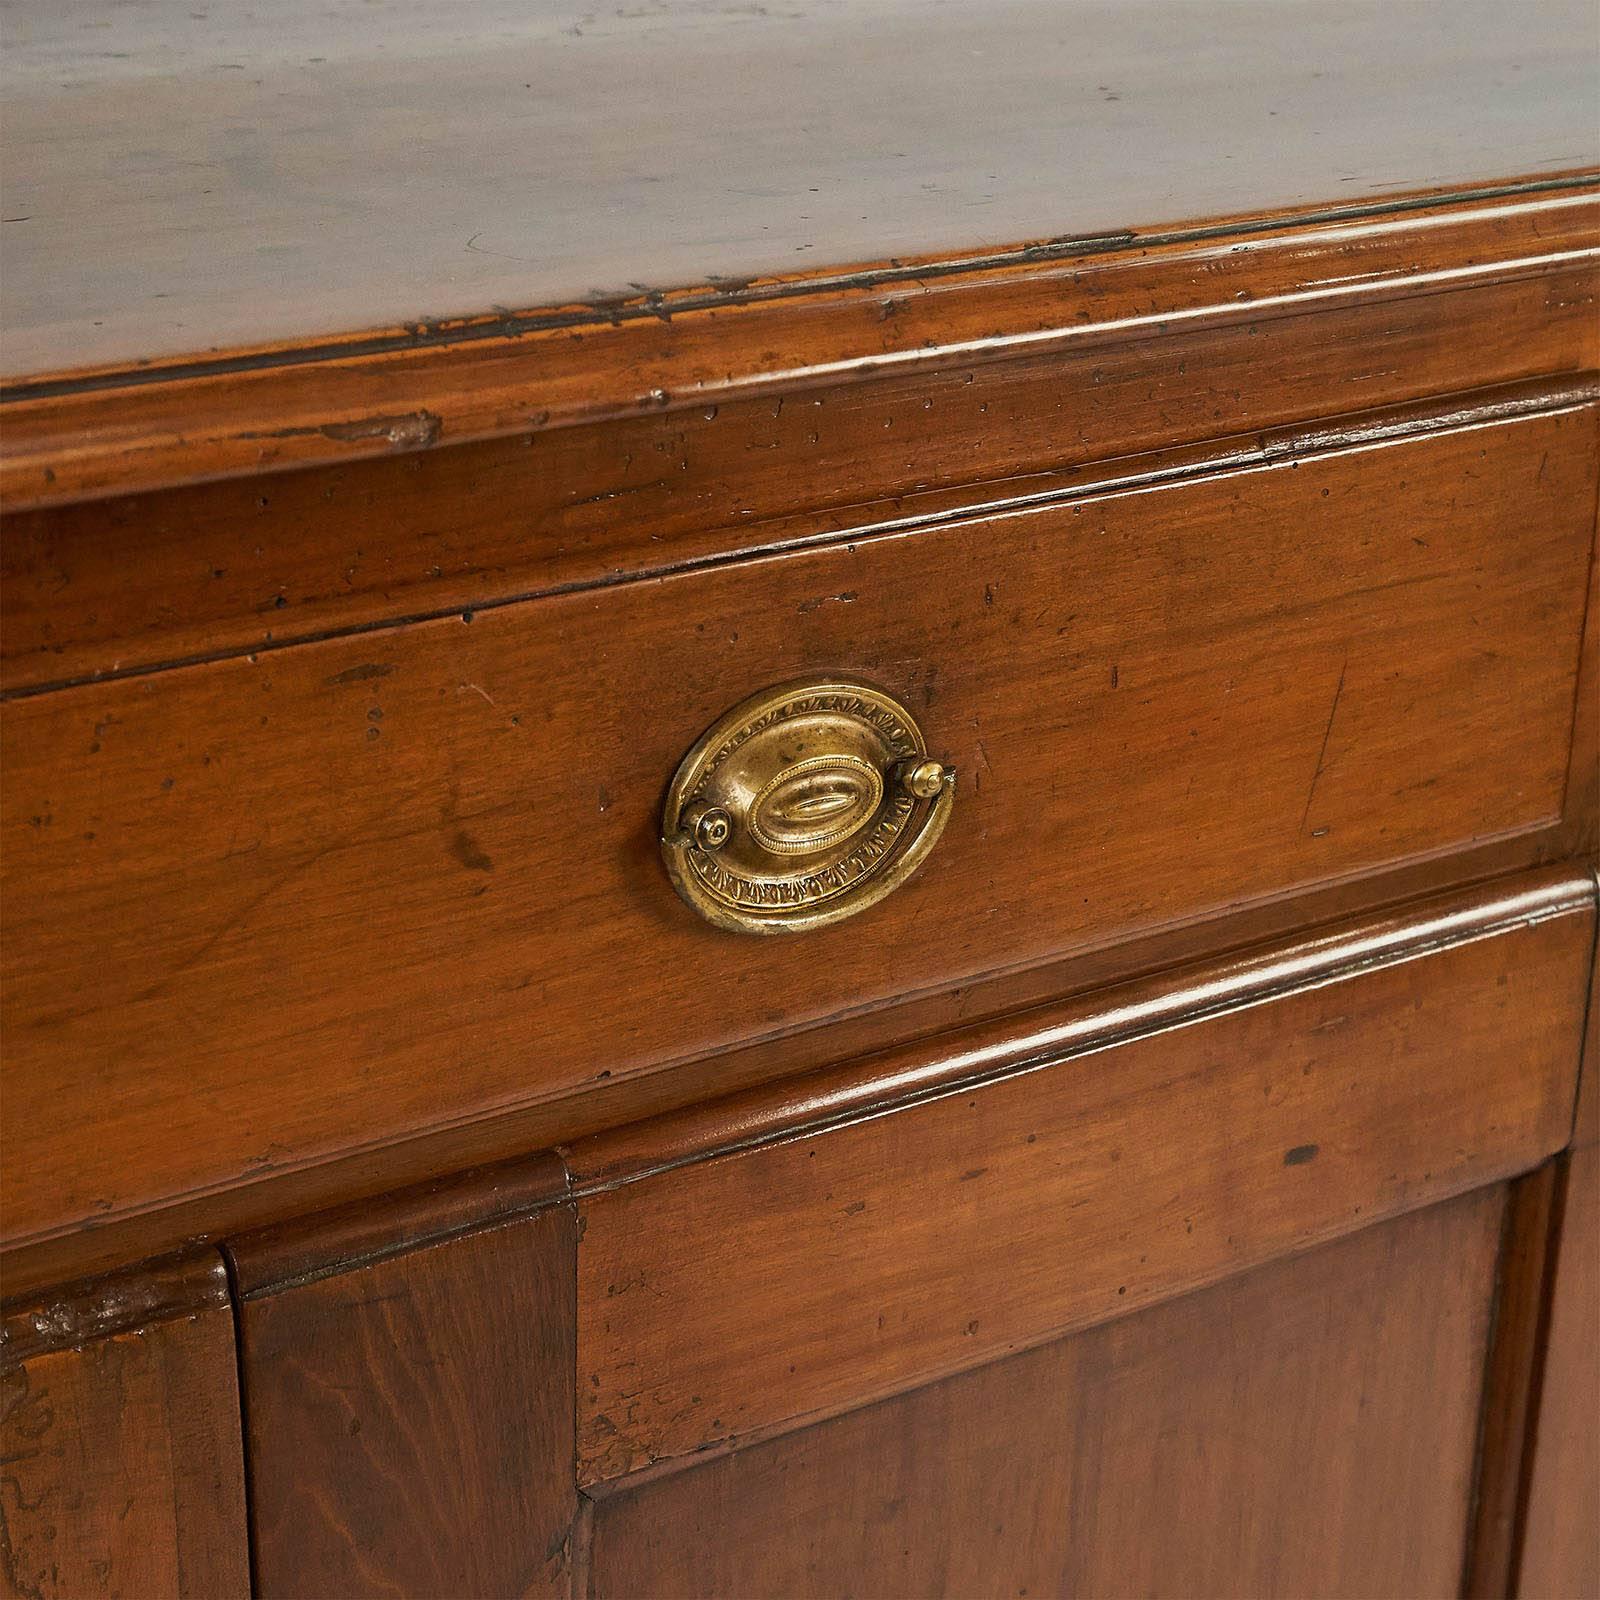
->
(4, 173), (1595, 405)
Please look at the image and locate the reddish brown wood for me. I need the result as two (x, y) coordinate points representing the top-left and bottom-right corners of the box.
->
(0, 847), (1581, 1302)
(4, 311), (1594, 694)
(0, 1251), (249, 1599)
(1511, 945), (1600, 1599)
(573, 878), (1593, 1482)
(1562, 528), (1600, 866)
(1463, 1163), (1563, 1599)
(3, 404), (1592, 1260)
(566, 868), (1590, 1190)
(228, 1151), (577, 1599)
(1517, 1143), (1600, 1599)
(1578, 933), (1600, 1150)
(0, 33), (1593, 1592)
(588, 1186), (1507, 1600)
(1, 186), (1593, 512)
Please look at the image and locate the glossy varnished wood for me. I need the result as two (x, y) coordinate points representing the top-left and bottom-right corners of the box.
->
(3, 403), (1593, 1258)
(572, 874), (1593, 1481)
(1516, 1142), (1600, 1599)
(1462, 1163), (1564, 1599)
(5, 309), (1598, 696)
(1515, 955), (1600, 1600)
(1, 12), (1596, 1590)
(0, 1252), (248, 1600)
(1, 841), (1587, 1302)
(588, 1187), (1506, 1600)
(565, 869), (1590, 1189)
(228, 1152), (576, 1599)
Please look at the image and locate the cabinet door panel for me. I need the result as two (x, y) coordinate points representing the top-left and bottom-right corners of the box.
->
(590, 1187), (1506, 1600)
(0, 1251), (249, 1600)
(230, 1155), (577, 1600)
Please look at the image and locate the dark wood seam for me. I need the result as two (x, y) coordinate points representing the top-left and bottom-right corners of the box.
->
(217, 1243), (263, 1600)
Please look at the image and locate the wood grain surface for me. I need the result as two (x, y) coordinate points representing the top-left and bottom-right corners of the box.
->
(564, 868), (1592, 1190)
(6, 308), (1596, 692)
(229, 1153), (577, 1599)
(1515, 953), (1600, 1600)
(1517, 1144), (1600, 1599)
(1462, 1163), (1564, 1600)
(1, 185), (1593, 511)
(3, 404), (1593, 1257)
(1, 14), (1594, 1584)
(588, 1186), (1507, 1600)
(3, 0), (1594, 380)
(0, 1252), (248, 1600)
(573, 885), (1593, 1481)
(1563, 554), (1600, 870)
(0, 840), (1585, 1302)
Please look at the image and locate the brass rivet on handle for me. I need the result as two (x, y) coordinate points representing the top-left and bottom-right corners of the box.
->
(896, 758), (952, 801)
(679, 800), (733, 852)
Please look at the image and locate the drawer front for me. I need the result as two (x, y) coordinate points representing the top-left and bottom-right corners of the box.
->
(2, 401), (1594, 1244)
(572, 876), (1595, 1482)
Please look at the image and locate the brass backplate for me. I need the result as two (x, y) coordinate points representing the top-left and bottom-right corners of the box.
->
(661, 676), (954, 935)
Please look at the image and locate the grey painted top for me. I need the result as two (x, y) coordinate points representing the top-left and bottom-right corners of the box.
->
(2, 0), (1595, 376)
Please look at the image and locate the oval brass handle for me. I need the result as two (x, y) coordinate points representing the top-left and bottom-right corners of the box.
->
(661, 676), (955, 934)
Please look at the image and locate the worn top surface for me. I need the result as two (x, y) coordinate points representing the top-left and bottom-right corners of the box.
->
(2, 0), (1596, 378)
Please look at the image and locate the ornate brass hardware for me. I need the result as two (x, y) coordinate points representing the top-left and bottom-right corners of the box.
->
(661, 676), (955, 934)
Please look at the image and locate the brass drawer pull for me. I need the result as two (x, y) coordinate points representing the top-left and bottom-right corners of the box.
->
(661, 676), (955, 934)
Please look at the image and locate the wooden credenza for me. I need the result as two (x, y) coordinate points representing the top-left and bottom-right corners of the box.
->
(2, 4), (1597, 1596)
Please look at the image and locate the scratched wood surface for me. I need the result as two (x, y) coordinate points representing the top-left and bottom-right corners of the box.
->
(572, 884), (1593, 1481)
(0, 1252), (249, 1600)
(587, 1185), (1507, 1600)
(6, 837), (1589, 1303)
(229, 1152), (577, 1599)
(3, 0), (1594, 381)
(3, 404), (1593, 1256)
